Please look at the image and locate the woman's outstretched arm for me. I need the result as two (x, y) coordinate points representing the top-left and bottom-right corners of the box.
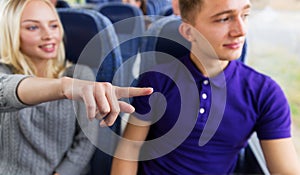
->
(16, 76), (153, 126)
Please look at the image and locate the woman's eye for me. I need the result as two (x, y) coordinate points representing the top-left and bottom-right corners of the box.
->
(26, 25), (38, 31)
(50, 24), (59, 29)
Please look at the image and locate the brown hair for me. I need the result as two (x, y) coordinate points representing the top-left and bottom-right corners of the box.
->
(179, 0), (204, 25)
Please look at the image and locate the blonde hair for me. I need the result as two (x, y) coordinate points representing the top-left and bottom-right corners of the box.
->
(0, 0), (67, 78)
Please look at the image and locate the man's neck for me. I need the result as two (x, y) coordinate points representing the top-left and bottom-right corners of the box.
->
(190, 53), (229, 78)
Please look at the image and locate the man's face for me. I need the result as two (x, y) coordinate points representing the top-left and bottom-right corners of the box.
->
(190, 0), (251, 61)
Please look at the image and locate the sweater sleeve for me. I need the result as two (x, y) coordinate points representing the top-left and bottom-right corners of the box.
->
(55, 65), (97, 175)
(0, 74), (30, 111)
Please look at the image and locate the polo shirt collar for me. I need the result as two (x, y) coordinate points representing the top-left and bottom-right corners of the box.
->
(181, 54), (237, 88)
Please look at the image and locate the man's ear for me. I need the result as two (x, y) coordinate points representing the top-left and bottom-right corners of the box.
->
(179, 22), (194, 42)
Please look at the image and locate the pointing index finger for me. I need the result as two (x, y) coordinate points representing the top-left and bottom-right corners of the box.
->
(115, 87), (153, 99)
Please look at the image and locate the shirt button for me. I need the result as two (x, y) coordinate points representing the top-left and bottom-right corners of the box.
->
(202, 93), (207, 99)
(199, 108), (205, 114)
(203, 80), (209, 85)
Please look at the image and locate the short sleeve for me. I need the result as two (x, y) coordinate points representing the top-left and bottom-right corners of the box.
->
(131, 72), (155, 121)
(255, 78), (291, 140)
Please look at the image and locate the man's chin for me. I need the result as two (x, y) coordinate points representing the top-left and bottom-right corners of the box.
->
(219, 55), (242, 61)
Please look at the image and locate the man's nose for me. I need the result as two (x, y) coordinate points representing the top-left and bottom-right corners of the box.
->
(230, 17), (247, 37)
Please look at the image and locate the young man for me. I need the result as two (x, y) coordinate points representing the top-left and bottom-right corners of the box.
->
(111, 0), (300, 174)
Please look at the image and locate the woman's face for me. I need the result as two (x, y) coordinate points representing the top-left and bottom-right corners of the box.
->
(20, 0), (62, 65)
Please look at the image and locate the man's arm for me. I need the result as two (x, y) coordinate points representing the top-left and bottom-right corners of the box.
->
(111, 115), (151, 175)
(260, 138), (300, 174)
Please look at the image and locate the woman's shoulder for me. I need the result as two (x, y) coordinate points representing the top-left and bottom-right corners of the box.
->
(0, 62), (13, 74)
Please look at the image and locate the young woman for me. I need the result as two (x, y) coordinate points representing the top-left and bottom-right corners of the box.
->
(0, 0), (152, 174)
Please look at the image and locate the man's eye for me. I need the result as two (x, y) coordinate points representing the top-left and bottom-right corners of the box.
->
(216, 17), (230, 23)
(242, 13), (250, 20)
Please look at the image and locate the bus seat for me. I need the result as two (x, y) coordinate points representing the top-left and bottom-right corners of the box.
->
(86, 0), (108, 4)
(57, 8), (122, 175)
(139, 15), (190, 72)
(57, 8), (122, 82)
(159, 5), (173, 17)
(234, 133), (269, 174)
(97, 2), (145, 86)
(97, 2), (145, 62)
(56, 0), (70, 8)
(146, 0), (170, 17)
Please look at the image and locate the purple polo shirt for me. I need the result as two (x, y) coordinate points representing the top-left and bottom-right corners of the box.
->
(132, 54), (291, 174)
